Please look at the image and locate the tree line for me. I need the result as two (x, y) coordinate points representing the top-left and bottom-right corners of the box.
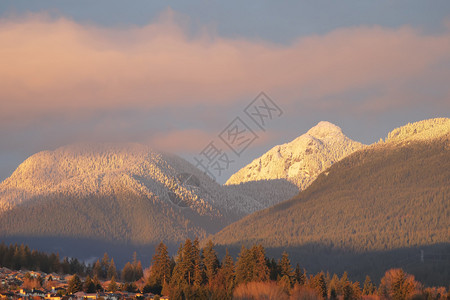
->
(1, 240), (448, 300)
(143, 239), (448, 300)
(0, 242), (85, 275)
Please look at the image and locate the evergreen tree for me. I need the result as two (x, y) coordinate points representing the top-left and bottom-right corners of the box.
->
(148, 242), (172, 294)
(107, 276), (118, 292)
(343, 282), (353, 300)
(252, 245), (269, 282)
(135, 260), (144, 281)
(379, 269), (418, 300)
(83, 275), (96, 293)
(210, 248), (235, 300)
(121, 262), (134, 282)
(363, 275), (375, 295)
(235, 246), (251, 284)
(181, 239), (195, 285)
(311, 272), (327, 299)
(268, 258), (278, 281)
(192, 238), (205, 287)
(107, 258), (117, 280)
(122, 282), (137, 293)
(100, 253), (110, 279)
(93, 275), (103, 292)
(235, 244), (269, 284)
(330, 287), (337, 300)
(294, 264), (306, 285)
(339, 271), (349, 296)
(221, 249), (235, 293)
(67, 274), (82, 294)
(93, 260), (102, 279)
(169, 243), (184, 288)
(329, 274), (340, 297)
(168, 241), (194, 299)
(279, 275), (292, 295)
(202, 240), (219, 287)
(279, 251), (293, 280)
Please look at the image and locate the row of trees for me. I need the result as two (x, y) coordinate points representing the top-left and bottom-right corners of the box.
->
(142, 240), (446, 300)
(144, 240), (364, 299)
(0, 242), (143, 283)
(1, 241), (448, 299)
(0, 243), (85, 275)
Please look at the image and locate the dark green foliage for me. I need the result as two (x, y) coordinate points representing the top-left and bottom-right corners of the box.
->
(0, 242), (86, 275)
(93, 275), (103, 292)
(294, 263), (306, 285)
(83, 275), (96, 293)
(122, 282), (137, 293)
(67, 274), (82, 294)
(99, 253), (110, 279)
(235, 245), (269, 284)
(121, 252), (144, 282)
(330, 287), (337, 300)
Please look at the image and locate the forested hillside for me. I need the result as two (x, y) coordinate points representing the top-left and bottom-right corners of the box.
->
(211, 120), (450, 284)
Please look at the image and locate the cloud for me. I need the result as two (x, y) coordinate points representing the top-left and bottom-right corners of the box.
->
(1, 10), (449, 131)
(148, 129), (214, 153)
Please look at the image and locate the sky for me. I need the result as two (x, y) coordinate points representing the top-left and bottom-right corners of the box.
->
(0, 1), (449, 183)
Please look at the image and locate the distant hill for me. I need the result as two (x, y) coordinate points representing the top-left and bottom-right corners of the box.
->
(225, 121), (364, 207)
(211, 118), (450, 285)
(0, 143), (263, 247)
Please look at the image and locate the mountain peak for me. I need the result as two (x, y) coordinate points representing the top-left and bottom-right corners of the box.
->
(225, 121), (365, 193)
(0, 142), (263, 218)
(306, 121), (343, 138)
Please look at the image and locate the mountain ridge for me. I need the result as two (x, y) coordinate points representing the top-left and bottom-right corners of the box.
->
(225, 121), (365, 193)
(209, 118), (450, 283)
(0, 143), (266, 246)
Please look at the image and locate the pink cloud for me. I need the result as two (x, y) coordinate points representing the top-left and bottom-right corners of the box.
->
(1, 11), (449, 128)
(147, 129), (214, 153)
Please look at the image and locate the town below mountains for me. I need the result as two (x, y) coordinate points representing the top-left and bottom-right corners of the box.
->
(0, 118), (449, 296)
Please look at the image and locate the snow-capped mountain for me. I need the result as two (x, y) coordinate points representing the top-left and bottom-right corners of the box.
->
(211, 118), (450, 283)
(226, 121), (365, 193)
(0, 143), (262, 244)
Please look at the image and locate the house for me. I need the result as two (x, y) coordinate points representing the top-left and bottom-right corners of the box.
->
(73, 291), (97, 299)
(45, 293), (62, 300)
(97, 292), (121, 300)
(19, 288), (46, 298)
(0, 291), (16, 299)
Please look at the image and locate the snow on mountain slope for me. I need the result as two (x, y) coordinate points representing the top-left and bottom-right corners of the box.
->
(385, 118), (450, 144)
(226, 121), (365, 193)
(0, 143), (262, 217)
